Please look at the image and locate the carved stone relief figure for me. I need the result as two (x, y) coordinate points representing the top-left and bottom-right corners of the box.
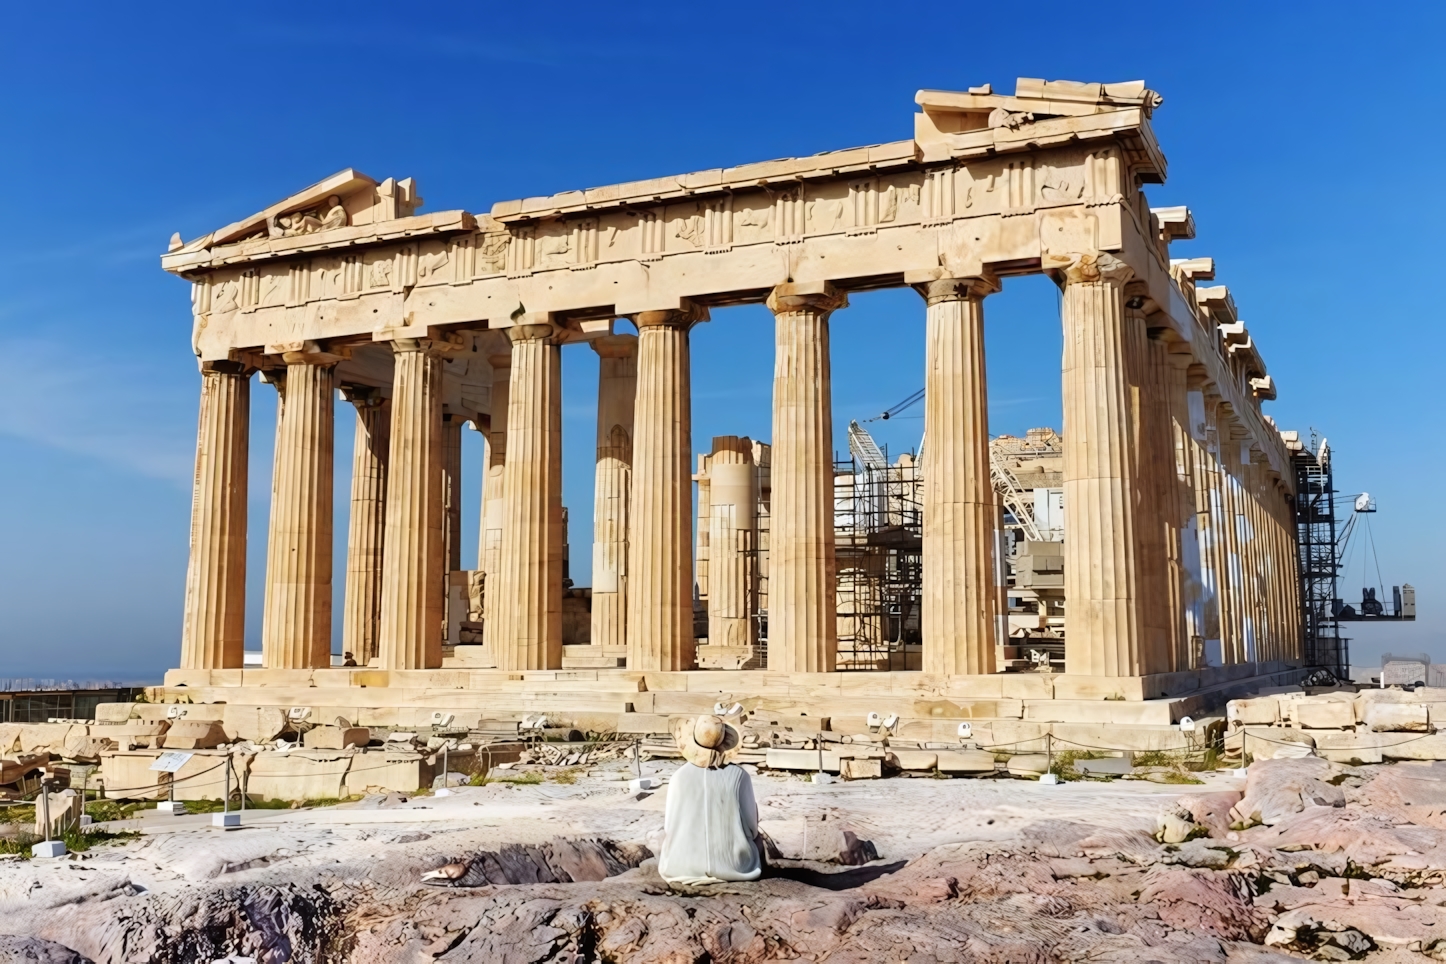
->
(675, 208), (706, 248)
(878, 184), (898, 223)
(419, 247), (450, 278)
(212, 279), (239, 314)
(535, 232), (572, 267)
(265, 195), (348, 239)
(807, 198), (845, 232)
(368, 259), (392, 288)
(478, 232), (510, 274)
(260, 272), (286, 306)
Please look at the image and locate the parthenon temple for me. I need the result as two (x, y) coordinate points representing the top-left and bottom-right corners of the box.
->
(159, 78), (1308, 735)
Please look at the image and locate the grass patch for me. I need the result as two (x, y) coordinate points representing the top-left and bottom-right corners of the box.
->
(472, 771), (544, 786)
(1048, 750), (1121, 782)
(85, 800), (156, 823)
(551, 768), (583, 785)
(1148, 771), (1205, 785)
(0, 825), (142, 860)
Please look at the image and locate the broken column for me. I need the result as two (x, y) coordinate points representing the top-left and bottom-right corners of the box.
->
(916, 275), (998, 676)
(261, 349), (339, 669)
(767, 282), (846, 673)
(340, 386), (390, 665)
(180, 361), (250, 670)
(626, 305), (702, 672)
(705, 436), (757, 654)
(378, 339), (448, 670)
(589, 334), (637, 658)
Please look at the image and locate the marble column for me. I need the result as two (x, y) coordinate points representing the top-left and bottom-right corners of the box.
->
(479, 353), (510, 624)
(1144, 334), (1186, 672)
(491, 323), (563, 671)
(261, 351), (339, 669)
(767, 282), (846, 673)
(378, 340), (447, 670)
(916, 275), (999, 676)
(590, 335), (638, 656)
(443, 413), (464, 574)
(627, 305), (702, 672)
(340, 387), (390, 664)
(707, 435), (757, 650)
(1166, 354), (1205, 669)
(1056, 253), (1145, 678)
(180, 361), (251, 670)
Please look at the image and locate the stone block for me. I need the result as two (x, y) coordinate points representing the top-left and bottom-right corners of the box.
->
(94, 703), (135, 724)
(1296, 701), (1355, 730)
(18, 724), (75, 754)
(887, 750), (938, 771)
(1364, 703), (1430, 733)
(99, 751), (169, 801)
(839, 758), (881, 780)
(0, 753), (47, 785)
(345, 752), (427, 796)
(222, 705), (288, 744)
(1006, 753), (1051, 777)
(766, 748), (840, 773)
(33, 789), (83, 837)
(936, 749), (997, 774)
(1310, 731), (1388, 765)
(246, 751), (351, 802)
(1227, 698), (1280, 726)
(0, 724), (19, 755)
(1075, 756), (1133, 776)
(303, 726), (370, 750)
(111, 721), (169, 749)
(162, 720), (227, 750)
(173, 751), (244, 802)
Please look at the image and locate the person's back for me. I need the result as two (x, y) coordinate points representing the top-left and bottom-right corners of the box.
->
(658, 715), (761, 885)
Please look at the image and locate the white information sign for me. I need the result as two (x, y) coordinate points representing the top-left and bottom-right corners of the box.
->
(148, 751), (194, 773)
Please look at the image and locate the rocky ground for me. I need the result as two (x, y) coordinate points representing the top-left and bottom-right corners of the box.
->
(4, 756), (1446, 962)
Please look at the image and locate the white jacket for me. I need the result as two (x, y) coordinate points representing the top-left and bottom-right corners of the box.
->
(658, 763), (762, 884)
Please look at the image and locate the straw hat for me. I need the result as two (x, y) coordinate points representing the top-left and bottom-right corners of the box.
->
(673, 714), (741, 768)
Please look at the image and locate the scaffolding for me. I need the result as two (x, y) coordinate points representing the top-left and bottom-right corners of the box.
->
(834, 422), (922, 671)
(1293, 433), (1348, 678)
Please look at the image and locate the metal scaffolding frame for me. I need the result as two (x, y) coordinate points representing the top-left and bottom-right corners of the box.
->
(834, 422), (922, 671)
(1293, 433), (1348, 678)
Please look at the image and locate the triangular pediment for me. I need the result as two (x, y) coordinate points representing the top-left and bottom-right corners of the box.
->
(174, 169), (425, 253)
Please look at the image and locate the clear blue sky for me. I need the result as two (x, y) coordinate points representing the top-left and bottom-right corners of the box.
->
(1, 2), (1440, 680)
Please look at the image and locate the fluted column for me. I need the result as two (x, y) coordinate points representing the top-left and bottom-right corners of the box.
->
(261, 351), (339, 669)
(480, 354), (510, 625)
(767, 282), (846, 673)
(443, 414), (464, 574)
(707, 436), (757, 649)
(1166, 354), (1205, 669)
(1054, 253), (1144, 677)
(180, 361), (251, 670)
(590, 335), (638, 655)
(340, 387), (390, 664)
(1143, 333), (1186, 672)
(492, 323), (563, 671)
(378, 340), (448, 670)
(627, 305), (703, 671)
(917, 275), (999, 676)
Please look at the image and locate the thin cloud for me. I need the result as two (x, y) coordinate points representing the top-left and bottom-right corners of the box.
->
(0, 340), (194, 485)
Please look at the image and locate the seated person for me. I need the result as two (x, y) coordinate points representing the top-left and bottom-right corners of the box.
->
(658, 715), (761, 885)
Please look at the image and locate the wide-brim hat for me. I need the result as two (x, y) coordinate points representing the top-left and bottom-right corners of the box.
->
(673, 714), (741, 768)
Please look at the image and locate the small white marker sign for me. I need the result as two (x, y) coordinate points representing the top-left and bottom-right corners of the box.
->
(149, 751), (195, 773)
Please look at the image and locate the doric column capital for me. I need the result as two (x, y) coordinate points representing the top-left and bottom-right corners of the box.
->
(339, 384), (388, 408)
(200, 358), (252, 376)
(507, 322), (562, 345)
(1044, 251), (1134, 286)
(269, 339), (348, 367)
(631, 299), (708, 330)
(391, 333), (464, 356)
(591, 333), (639, 358)
(913, 273), (1000, 306)
(766, 281), (847, 315)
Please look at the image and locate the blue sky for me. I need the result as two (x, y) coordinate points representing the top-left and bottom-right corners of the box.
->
(0, 1), (1440, 680)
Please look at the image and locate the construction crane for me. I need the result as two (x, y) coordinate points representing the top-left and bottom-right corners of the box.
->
(990, 445), (1042, 543)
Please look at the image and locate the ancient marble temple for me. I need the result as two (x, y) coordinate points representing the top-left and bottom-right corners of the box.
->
(162, 79), (1303, 708)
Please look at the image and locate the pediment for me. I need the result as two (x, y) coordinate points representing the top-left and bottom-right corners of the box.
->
(171, 169), (424, 253)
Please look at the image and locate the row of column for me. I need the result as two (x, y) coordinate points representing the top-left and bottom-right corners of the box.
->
(180, 254), (1300, 678)
(181, 338), (456, 671)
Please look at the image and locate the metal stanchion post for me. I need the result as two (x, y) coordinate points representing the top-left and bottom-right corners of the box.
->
(1040, 732), (1060, 785)
(32, 776), (66, 858)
